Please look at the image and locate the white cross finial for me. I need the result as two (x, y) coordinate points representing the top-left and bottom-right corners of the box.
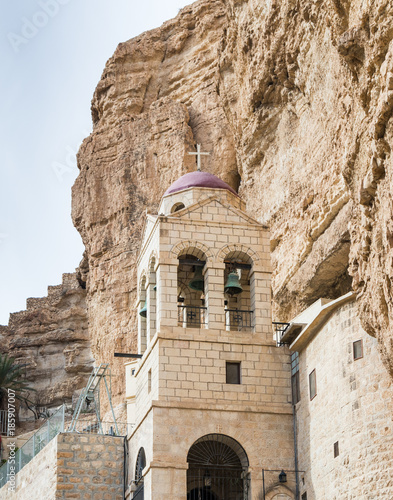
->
(188, 144), (210, 171)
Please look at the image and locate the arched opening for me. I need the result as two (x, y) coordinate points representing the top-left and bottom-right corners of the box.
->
(134, 447), (146, 499)
(265, 487), (295, 500)
(177, 248), (207, 329)
(171, 202), (185, 213)
(187, 434), (250, 500)
(138, 276), (147, 354)
(223, 250), (254, 331)
(135, 447), (146, 482)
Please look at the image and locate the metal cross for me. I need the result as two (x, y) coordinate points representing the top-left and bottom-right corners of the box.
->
(188, 144), (210, 171)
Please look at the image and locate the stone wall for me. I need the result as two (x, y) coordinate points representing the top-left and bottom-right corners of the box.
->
(157, 333), (291, 407)
(127, 327), (292, 431)
(55, 433), (124, 499)
(295, 300), (393, 499)
(0, 435), (58, 500)
(129, 404), (295, 500)
(0, 433), (124, 500)
(127, 330), (294, 499)
(133, 336), (159, 425)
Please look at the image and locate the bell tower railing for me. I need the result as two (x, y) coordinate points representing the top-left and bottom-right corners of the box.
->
(177, 305), (207, 328)
(225, 309), (253, 331)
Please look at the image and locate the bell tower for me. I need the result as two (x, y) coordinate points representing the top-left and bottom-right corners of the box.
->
(125, 168), (295, 500)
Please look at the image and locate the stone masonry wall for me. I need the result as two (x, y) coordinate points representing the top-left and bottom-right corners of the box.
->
(56, 433), (124, 500)
(128, 404), (295, 500)
(295, 301), (393, 499)
(158, 333), (291, 407)
(0, 433), (124, 500)
(128, 329), (291, 431)
(133, 337), (159, 425)
(0, 436), (58, 500)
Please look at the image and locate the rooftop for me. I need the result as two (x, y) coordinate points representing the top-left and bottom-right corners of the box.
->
(163, 171), (239, 197)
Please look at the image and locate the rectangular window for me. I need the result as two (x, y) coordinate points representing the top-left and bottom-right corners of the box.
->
(309, 369), (317, 400)
(334, 441), (339, 458)
(291, 352), (300, 404)
(226, 362), (241, 384)
(353, 340), (363, 360)
(148, 369), (152, 393)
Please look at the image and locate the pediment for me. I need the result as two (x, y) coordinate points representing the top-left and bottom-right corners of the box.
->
(169, 196), (262, 226)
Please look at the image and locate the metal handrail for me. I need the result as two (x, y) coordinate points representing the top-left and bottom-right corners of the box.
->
(0, 404), (65, 489)
(0, 404), (135, 490)
(225, 309), (253, 331)
(68, 420), (134, 436)
(178, 305), (207, 328)
(272, 322), (290, 346)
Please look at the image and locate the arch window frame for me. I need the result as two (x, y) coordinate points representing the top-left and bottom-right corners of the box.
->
(177, 248), (208, 329)
(171, 202), (186, 213)
(222, 249), (255, 332)
(135, 447), (146, 485)
(187, 434), (250, 500)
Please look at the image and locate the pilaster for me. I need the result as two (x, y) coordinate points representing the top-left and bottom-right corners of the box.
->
(205, 263), (226, 329)
(156, 259), (178, 329)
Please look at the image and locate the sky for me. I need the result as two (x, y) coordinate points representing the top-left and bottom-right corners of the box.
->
(0, 0), (191, 325)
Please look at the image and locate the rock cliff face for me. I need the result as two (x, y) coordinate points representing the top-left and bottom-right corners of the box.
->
(72, 0), (393, 400)
(0, 274), (92, 415)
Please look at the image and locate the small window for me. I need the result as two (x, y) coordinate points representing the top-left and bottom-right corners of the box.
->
(309, 369), (317, 400)
(135, 448), (146, 484)
(171, 202), (185, 213)
(291, 352), (300, 404)
(148, 369), (152, 393)
(301, 493), (307, 500)
(353, 340), (363, 360)
(334, 441), (339, 458)
(226, 362), (241, 384)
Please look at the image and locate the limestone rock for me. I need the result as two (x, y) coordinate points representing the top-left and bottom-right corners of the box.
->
(66, 0), (393, 397)
(0, 273), (92, 414)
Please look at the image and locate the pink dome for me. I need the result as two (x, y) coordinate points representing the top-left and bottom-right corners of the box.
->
(164, 171), (239, 197)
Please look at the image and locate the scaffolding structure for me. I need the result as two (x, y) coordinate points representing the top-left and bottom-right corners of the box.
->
(68, 363), (119, 435)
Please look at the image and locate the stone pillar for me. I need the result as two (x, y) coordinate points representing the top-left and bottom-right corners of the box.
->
(146, 279), (156, 344)
(205, 263), (225, 330)
(156, 259), (178, 329)
(137, 296), (147, 354)
(149, 463), (187, 500)
(250, 267), (272, 340)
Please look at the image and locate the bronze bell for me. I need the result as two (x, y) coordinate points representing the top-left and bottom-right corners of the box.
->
(188, 266), (204, 291)
(139, 300), (147, 318)
(224, 271), (243, 296)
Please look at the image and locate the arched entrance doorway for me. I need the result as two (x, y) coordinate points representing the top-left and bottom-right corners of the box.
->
(187, 434), (249, 500)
